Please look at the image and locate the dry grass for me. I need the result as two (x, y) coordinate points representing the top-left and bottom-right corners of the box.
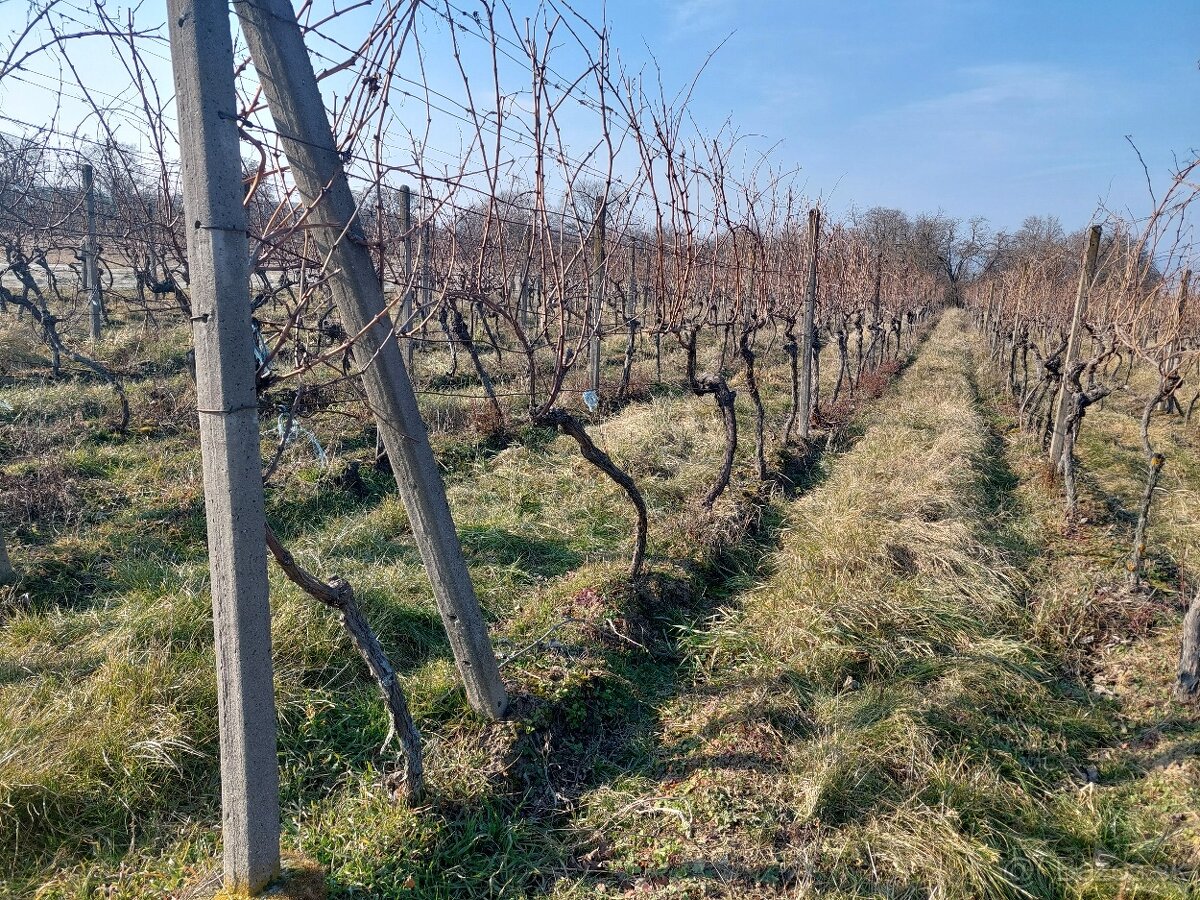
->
(11, 307), (1194, 898)
(1, 311), (881, 897)
(552, 313), (1199, 898)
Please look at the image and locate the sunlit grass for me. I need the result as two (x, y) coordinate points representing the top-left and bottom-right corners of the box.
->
(2, 311), (1196, 897)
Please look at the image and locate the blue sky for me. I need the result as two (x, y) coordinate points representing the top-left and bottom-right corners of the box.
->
(1, 0), (1196, 233)
(599, 0), (1199, 230)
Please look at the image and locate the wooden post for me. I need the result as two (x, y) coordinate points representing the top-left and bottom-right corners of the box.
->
(1049, 225), (1101, 468)
(236, 0), (508, 718)
(799, 208), (821, 441)
(166, 0), (281, 892)
(82, 164), (102, 343)
(399, 184), (414, 370)
(588, 199), (606, 396)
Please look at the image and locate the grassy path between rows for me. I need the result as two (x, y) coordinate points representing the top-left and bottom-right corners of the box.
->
(5, 311), (1198, 898)
(548, 311), (1199, 898)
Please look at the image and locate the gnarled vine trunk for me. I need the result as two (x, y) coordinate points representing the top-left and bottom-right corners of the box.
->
(534, 409), (648, 578)
(265, 526), (424, 799)
(1128, 374), (1181, 588)
(682, 327), (738, 506)
(739, 328), (768, 481)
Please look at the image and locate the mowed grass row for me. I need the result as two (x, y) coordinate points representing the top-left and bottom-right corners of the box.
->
(550, 311), (1199, 898)
(0, 314), (921, 897)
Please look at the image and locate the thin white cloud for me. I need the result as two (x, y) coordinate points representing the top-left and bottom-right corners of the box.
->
(874, 63), (1089, 124)
(663, 0), (735, 35)
(856, 61), (1123, 169)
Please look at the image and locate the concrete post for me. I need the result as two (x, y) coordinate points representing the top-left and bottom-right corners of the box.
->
(166, 0), (281, 892)
(398, 185), (414, 369)
(799, 208), (821, 441)
(1049, 225), (1101, 468)
(588, 200), (606, 396)
(235, 0), (507, 718)
(83, 164), (102, 343)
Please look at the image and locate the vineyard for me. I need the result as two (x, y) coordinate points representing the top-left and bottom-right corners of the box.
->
(2, 1), (1200, 898)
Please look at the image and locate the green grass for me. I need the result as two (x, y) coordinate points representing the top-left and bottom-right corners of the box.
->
(0, 311), (868, 897)
(1, 310), (1197, 897)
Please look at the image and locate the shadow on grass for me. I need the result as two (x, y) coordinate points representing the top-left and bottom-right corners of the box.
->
(349, 359), (934, 898)
(459, 525), (583, 580)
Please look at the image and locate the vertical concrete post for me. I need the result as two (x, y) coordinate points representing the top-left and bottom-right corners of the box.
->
(82, 164), (102, 343)
(167, 0), (281, 892)
(799, 208), (821, 441)
(588, 200), (606, 396)
(399, 184), (414, 370)
(1049, 225), (1101, 468)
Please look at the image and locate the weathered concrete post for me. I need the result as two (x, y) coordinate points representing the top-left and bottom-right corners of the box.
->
(399, 184), (414, 370)
(588, 199), (607, 396)
(166, 0), (281, 892)
(1049, 225), (1101, 468)
(235, 0), (507, 718)
(799, 208), (821, 441)
(82, 164), (103, 343)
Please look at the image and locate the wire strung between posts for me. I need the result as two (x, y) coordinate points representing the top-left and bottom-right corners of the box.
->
(195, 402), (259, 415)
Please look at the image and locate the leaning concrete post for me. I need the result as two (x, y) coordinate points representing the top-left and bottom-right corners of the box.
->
(235, 0), (507, 718)
(1049, 225), (1101, 468)
(167, 0), (281, 891)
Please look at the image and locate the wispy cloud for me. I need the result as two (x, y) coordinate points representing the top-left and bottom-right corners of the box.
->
(873, 62), (1089, 125)
(663, 0), (735, 36)
(859, 62), (1116, 164)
